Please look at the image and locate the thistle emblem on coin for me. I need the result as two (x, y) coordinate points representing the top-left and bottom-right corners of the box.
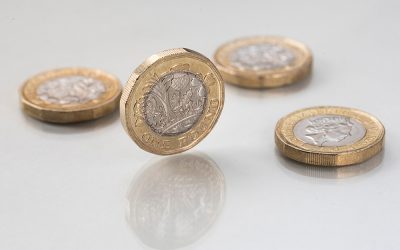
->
(143, 68), (207, 136)
(120, 48), (224, 155)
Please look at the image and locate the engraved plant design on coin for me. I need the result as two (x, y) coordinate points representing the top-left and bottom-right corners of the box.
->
(144, 72), (207, 136)
(37, 76), (106, 105)
(120, 48), (224, 155)
(230, 43), (295, 71)
(294, 115), (366, 147)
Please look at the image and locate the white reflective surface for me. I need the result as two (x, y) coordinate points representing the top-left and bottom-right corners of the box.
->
(1, 1), (400, 250)
(127, 154), (225, 250)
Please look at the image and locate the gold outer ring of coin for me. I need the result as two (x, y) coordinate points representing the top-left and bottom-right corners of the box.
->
(120, 48), (225, 155)
(275, 106), (385, 166)
(20, 67), (122, 123)
(213, 36), (313, 88)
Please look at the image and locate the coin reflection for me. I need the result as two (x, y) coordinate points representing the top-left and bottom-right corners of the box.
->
(127, 154), (225, 250)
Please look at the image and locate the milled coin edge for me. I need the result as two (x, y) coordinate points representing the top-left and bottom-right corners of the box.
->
(20, 67), (122, 123)
(274, 106), (385, 166)
(214, 36), (313, 88)
(120, 48), (225, 155)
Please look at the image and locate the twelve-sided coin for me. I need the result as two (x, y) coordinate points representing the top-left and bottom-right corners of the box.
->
(275, 106), (385, 166)
(20, 67), (121, 123)
(120, 48), (224, 155)
(214, 36), (312, 88)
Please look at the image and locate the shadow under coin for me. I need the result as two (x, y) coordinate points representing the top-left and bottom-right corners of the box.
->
(277, 148), (384, 179)
(22, 109), (119, 134)
(126, 153), (225, 250)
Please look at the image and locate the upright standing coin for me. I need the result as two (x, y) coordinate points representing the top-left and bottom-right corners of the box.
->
(20, 68), (122, 123)
(214, 36), (312, 88)
(275, 106), (385, 166)
(120, 48), (224, 155)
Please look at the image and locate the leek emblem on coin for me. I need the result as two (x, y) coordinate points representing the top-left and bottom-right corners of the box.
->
(120, 48), (224, 155)
(275, 106), (385, 166)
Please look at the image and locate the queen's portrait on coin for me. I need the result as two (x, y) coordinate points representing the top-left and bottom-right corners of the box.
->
(275, 106), (384, 166)
(304, 116), (354, 146)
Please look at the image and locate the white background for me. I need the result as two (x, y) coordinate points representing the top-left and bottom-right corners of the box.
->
(1, 0), (400, 249)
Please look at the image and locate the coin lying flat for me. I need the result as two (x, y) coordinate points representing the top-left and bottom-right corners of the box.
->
(120, 48), (224, 155)
(275, 106), (385, 166)
(20, 68), (121, 123)
(214, 36), (312, 88)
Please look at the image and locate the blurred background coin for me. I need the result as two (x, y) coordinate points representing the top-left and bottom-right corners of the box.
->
(120, 48), (224, 155)
(214, 36), (312, 88)
(20, 67), (121, 123)
(275, 106), (385, 166)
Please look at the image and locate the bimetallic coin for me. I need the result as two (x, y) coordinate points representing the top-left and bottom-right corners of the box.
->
(20, 68), (121, 123)
(120, 48), (224, 155)
(275, 106), (385, 166)
(214, 36), (312, 88)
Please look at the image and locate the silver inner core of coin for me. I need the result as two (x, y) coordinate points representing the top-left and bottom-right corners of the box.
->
(37, 76), (106, 105)
(230, 43), (296, 71)
(144, 72), (207, 136)
(293, 115), (366, 147)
